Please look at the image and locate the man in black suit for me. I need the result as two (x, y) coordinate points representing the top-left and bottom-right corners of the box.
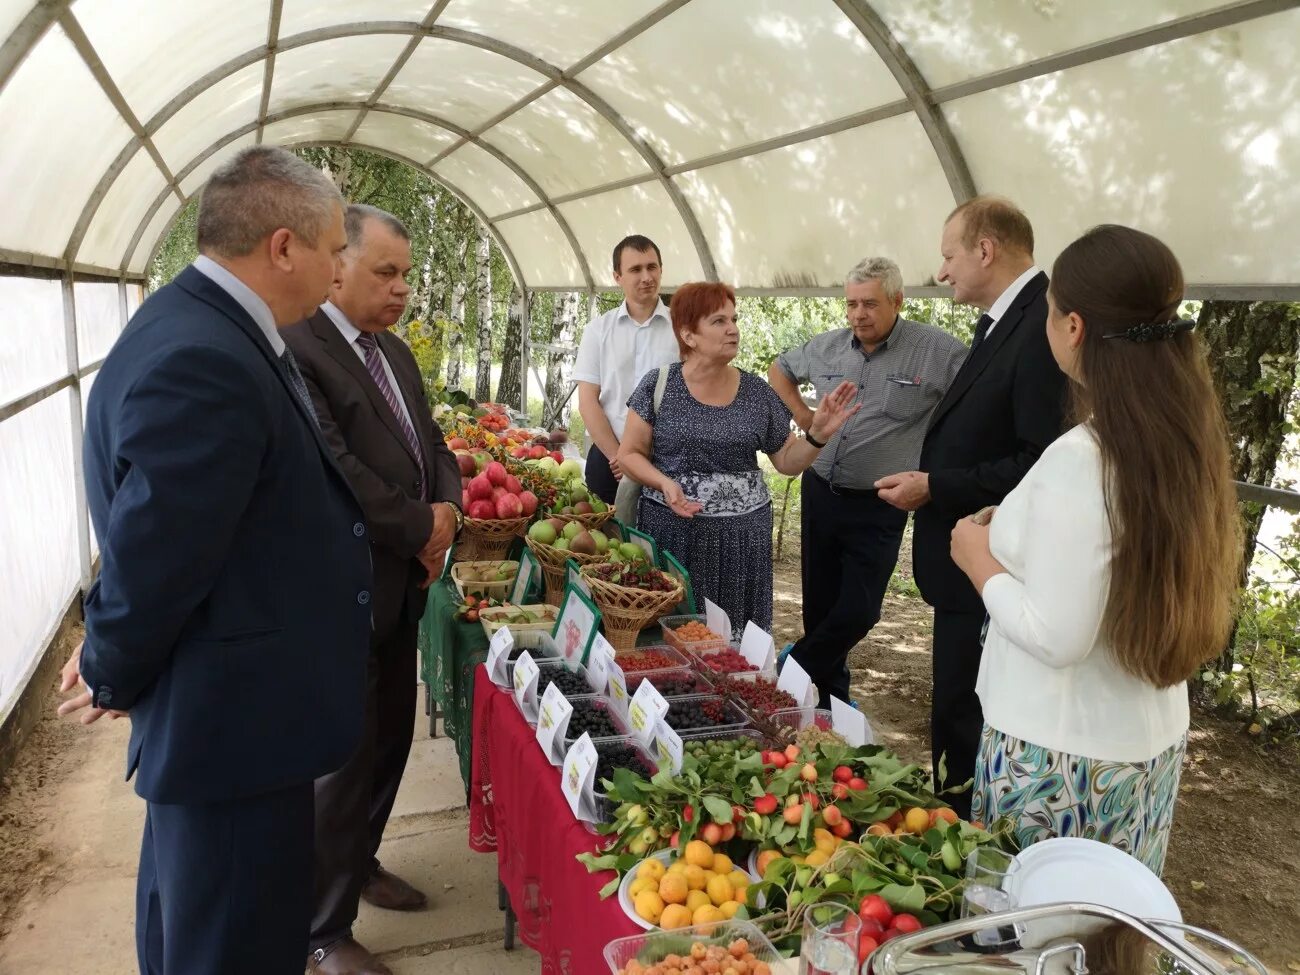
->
(57, 146), (372, 974)
(284, 205), (462, 975)
(876, 196), (1066, 817)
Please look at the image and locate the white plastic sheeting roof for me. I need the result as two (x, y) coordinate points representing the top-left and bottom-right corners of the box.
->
(0, 0), (1297, 296)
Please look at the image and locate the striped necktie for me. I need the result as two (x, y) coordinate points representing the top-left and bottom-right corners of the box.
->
(355, 331), (426, 498)
(279, 348), (318, 427)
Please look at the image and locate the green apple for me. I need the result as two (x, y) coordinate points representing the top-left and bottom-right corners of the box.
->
(589, 498), (608, 513)
(562, 520), (583, 541)
(553, 537), (570, 551)
(538, 456), (558, 472)
(619, 542), (644, 562)
(589, 529), (609, 553)
(528, 521), (558, 545)
(557, 458), (583, 479)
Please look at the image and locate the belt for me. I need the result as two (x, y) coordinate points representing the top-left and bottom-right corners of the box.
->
(810, 470), (879, 499)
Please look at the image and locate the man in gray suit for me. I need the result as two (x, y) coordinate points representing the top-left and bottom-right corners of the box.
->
(284, 205), (462, 975)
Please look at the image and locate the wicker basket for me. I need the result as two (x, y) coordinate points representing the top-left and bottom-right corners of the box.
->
(580, 567), (684, 652)
(549, 507), (615, 531)
(450, 560), (518, 601)
(525, 535), (606, 605)
(456, 516), (530, 562)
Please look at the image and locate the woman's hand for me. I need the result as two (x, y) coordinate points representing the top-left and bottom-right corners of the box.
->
(662, 479), (703, 519)
(807, 380), (861, 443)
(950, 516), (1007, 594)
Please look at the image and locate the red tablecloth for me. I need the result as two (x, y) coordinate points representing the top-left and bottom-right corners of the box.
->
(469, 665), (641, 972)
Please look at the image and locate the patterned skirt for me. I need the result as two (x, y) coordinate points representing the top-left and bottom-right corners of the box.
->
(637, 498), (773, 638)
(971, 724), (1187, 876)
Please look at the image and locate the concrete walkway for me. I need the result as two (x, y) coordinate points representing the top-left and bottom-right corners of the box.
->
(0, 686), (539, 974)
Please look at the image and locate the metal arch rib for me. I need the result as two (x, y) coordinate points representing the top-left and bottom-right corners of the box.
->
(118, 100), (590, 290)
(831, 0), (976, 205)
(255, 0), (284, 145)
(125, 117), (534, 295)
(0, 0), (72, 92)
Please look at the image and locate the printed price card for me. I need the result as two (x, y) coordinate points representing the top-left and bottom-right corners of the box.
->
(831, 696), (872, 747)
(562, 732), (599, 823)
(510, 548), (540, 605)
(486, 625), (514, 687)
(627, 680), (669, 747)
(536, 682), (574, 766)
(654, 718), (684, 774)
(778, 654), (816, 709)
(512, 651), (540, 721)
(585, 633), (614, 693)
(705, 598), (733, 644)
(565, 558), (592, 598)
(606, 660), (629, 720)
(739, 621), (776, 672)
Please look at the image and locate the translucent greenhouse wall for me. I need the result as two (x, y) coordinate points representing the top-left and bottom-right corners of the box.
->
(0, 272), (138, 718)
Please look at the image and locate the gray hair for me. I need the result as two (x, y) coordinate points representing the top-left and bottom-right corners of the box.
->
(845, 257), (904, 303)
(344, 204), (410, 250)
(196, 146), (342, 258)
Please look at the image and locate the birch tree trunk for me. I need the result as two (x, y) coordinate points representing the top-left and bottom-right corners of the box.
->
(474, 222), (493, 403)
(446, 236), (468, 391)
(544, 291), (578, 426)
(497, 285), (524, 410)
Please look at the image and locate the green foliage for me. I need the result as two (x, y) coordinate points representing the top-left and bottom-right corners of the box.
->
(148, 197), (199, 289)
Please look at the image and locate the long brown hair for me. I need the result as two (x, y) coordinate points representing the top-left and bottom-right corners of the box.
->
(1050, 225), (1240, 688)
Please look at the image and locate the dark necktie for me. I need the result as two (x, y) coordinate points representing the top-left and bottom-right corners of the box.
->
(356, 332), (426, 497)
(279, 348), (318, 427)
(968, 313), (994, 354)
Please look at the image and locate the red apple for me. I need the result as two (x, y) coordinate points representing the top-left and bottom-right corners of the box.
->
(549, 450), (564, 463)
(831, 818), (853, 838)
(468, 474), (493, 501)
(833, 765), (854, 783)
(484, 461), (507, 487)
(858, 894), (893, 928)
(530, 445), (548, 459)
(491, 486), (507, 501)
(495, 493), (523, 519)
(848, 777), (869, 791)
(892, 914), (922, 934)
(518, 490), (538, 516)
(447, 436), (469, 451)
(505, 474), (523, 495)
(461, 489), (471, 509)
(467, 499), (496, 520)
(455, 452), (476, 476)
(831, 783), (850, 800)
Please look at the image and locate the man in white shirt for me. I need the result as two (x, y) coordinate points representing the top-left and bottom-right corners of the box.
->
(572, 234), (680, 504)
(875, 196), (1066, 816)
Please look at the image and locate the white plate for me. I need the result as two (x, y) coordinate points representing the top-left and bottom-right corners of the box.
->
(619, 848), (764, 930)
(1009, 837), (1181, 922)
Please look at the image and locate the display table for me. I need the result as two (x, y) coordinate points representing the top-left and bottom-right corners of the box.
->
(417, 578), (489, 789)
(468, 666), (640, 971)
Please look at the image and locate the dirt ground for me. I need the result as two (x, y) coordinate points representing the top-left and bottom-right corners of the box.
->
(2, 544), (1298, 969)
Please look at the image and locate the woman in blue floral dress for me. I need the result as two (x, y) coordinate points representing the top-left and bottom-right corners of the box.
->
(950, 226), (1240, 874)
(617, 282), (859, 636)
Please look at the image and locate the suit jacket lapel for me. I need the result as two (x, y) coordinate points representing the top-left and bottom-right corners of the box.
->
(174, 269), (340, 462)
(309, 311), (421, 468)
(927, 272), (1048, 432)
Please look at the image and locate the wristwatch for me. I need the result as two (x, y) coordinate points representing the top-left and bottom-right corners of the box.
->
(445, 500), (465, 535)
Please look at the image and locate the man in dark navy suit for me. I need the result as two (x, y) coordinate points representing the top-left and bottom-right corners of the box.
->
(875, 196), (1066, 817)
(57, 146), (373, 975)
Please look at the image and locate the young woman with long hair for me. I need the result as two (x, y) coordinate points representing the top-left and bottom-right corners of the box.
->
(949, 224), (1240, 873)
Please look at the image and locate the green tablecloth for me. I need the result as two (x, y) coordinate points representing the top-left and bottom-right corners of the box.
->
(417, 578), (489, 790)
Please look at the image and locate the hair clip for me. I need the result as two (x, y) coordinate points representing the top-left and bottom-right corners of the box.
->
(1102, 318), (1196, 343)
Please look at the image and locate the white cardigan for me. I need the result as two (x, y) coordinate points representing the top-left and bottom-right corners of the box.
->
(978, 425), (1190, 763)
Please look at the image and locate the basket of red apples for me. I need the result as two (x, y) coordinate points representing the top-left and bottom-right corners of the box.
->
(457, 459), (537, 560)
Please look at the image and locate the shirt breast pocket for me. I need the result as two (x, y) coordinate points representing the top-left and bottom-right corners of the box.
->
(812, 373), (845, 399)
(882, 380), (931, 422)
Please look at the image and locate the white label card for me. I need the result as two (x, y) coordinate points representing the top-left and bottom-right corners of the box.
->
(561, 733), (600, 823)
(606, 661), (629, 720)
(510, 550), (538, 605)
(627, 680), (669, 747)
(585, 634), (614, 693)
(512, 651), (540, 721)
(486, 626), (514, 687)
(555, 588), (599, 665)
(831, 696), (872, 747)
(778, 653), (816, 709)
(566, 560), (592, 598)
(740, 621), (776, 672)
(654, 718), (684, 774)
(536, 683), (574, 765)
(704, 599), (732, 643)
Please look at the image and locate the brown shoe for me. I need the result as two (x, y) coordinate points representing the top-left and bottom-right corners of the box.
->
(360, 865), (428, 912)
(307, 937), (393, 975)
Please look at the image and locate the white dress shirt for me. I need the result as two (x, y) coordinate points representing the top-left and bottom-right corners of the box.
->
(978, 424), (1190, 762)
(572, 298), (678, 442)
(982, 264), (1041, 340)
(321, 301), (416, 430)
(193, 255), (283, 355)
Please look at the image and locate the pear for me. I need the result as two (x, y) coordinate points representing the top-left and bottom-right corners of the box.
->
(570, 530), (597, 556)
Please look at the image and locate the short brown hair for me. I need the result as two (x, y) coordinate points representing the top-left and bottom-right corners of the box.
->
(946, 195), (1034, 257)
(1051, 224), (1241, 688)
(669, 282), (736, 358)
